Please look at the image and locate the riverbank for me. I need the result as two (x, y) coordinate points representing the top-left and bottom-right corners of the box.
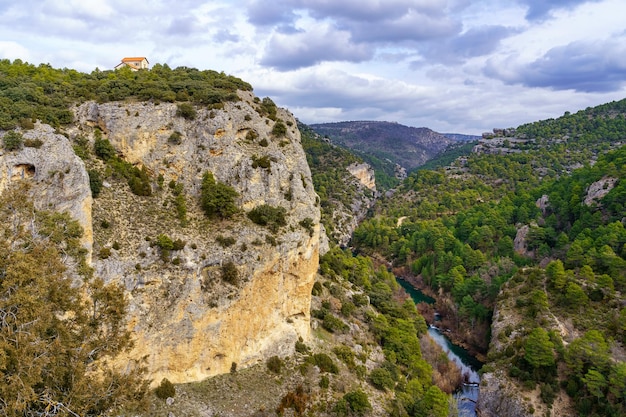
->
(394, 271), (489, 363)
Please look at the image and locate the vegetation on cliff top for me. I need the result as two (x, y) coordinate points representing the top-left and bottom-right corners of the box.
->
(0, 58), (252, 129)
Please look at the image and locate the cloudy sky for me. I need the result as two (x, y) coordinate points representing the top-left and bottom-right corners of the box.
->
(1, 0), (625, 134)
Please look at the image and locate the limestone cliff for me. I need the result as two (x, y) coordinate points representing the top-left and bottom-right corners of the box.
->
(347, 162), (376, 192)
(0, 123), (93, 255)
(1, 92), (321, 385)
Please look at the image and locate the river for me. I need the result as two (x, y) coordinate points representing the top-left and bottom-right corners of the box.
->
(396, 278), (482, 417)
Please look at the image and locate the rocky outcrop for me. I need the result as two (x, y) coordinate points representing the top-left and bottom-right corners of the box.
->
(347, 162), (376, 192)
(71, 94), (321, 384)
(0, 123), (93, 255)
(477, 371), (534, 417)
(0, 92), (321, 385)
(584, 177), (617, 206)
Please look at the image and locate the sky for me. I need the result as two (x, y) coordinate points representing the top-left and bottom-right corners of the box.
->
(1, 0), (625, 134)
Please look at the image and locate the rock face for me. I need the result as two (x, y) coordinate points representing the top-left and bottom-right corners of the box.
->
(2, 92), (321, 385)
(477, 371), (534, 417)
(584, 177), (617, 206)
(347, 162), (376, 192)
(0, 123), (93, 255)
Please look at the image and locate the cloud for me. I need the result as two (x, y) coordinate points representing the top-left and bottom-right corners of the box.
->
(486, 40), (626, 92)
(345, 8), (460, 43)
(302, 0), (446, 22)
(420, 25), (519, 65)
(246, 0), (299, 26)
(213, 29), (240, 43)
(517, 0), (604, 21)
(260, 25), (372, 70)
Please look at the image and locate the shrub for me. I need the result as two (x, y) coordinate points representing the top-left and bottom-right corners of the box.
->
(299, 217), (314, 237)
(369, 367), (395, 391)
(258, 97), (277, 120)
(200, 171), (239, 219)
(247, 204), (287, 233)
(311, 353), (338, 374)
(94, 137), (116, 160)
(23, 138), (43, 148)
(168, 131), (183, 144)
(267, 355), (283, 374)
(251, 154), (272, 170)
(99, 247), (111, 259)
(222, 261), (239, 285)
(155, 378), (176, 400)
(176, 102), (196, 120)
(322, 313), (348, 333)
(88, 169), (103, 197)
(216, 235), (236, 248)
(230, 362), (237, 373)
(3, 131), (23, 151)
(295, 338), (310, 354)
(259, 138), (269, 147)
(342, 390), (371, 416)
(246, 130), (258, 141)
(272, 120), (287, 137)
(333, 345), (356, 369)
(312, 281), (323, 296)
(277, 385), (308, 416)
(341, 301), (356, 317)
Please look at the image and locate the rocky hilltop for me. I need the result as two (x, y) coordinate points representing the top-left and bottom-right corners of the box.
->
(1, 91), (322, 385)
(310, 120), (453, 171)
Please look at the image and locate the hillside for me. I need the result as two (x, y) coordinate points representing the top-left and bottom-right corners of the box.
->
(0, 60), (462, 417)
(351, 98), (626, 416)
(309, 121), (453, 188)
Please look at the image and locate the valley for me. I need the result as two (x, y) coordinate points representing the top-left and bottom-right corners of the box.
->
(0, 59), (625, 417)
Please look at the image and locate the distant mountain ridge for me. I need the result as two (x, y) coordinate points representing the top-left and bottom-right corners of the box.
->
(309, 121), (453, 171)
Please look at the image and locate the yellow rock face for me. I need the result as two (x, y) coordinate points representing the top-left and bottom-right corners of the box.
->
(73, 98), (322, 384)
(131, 241), (319, 384)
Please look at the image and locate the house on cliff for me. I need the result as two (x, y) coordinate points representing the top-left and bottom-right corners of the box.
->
(114, 57), (149, 71)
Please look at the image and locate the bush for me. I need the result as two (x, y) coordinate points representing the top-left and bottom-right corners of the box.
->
(216, 235), (236, 247)
(94, 137), (116, 160)
(176, 102), (196, 120)
(168, 131), (183, 144)
(295, 338), (310, 354)
(154, 378), (176, 400)
(23, 138), (43, 148)
(312, 281), (323, 296)
(99, 247), (111, 259)
(319, 375), (330, 389)
(251, 154), (272, 170)
(277, 385), (308, 416)
(3, 131), (23, 151)
(88, 169), (103, 197)
(245, 130), (258, 141)
(247, 204), (287, 233)
(267, 355), (283, 374)
(200, 171), (239, 219)
(311, 353), (339, 374)
(272, 120), (287, 137)
(369, 367), (395, 391)
(322, 313), (348, 333)
(342, 390), (371, 416)
(221, 261), (239, 285)
(299, 217), (314, 237)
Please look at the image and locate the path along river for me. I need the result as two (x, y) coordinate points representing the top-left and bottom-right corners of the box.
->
(396, 278), (482, 417)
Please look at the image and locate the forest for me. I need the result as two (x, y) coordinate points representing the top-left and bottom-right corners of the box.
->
(343, 99), (626, 415)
